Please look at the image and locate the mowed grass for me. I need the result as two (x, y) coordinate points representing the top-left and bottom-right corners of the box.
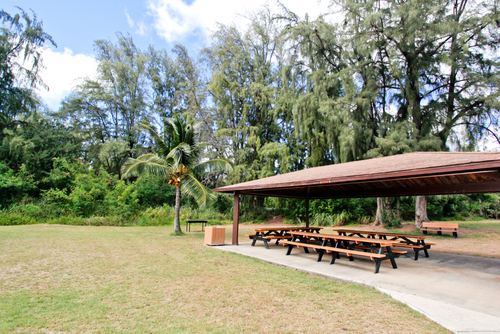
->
(0, 225), (449, 333)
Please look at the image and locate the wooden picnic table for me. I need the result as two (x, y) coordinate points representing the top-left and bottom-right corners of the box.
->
(333, 229), (434, 260)
(248, 226), (323, 249)
(285, 231), (402, 274)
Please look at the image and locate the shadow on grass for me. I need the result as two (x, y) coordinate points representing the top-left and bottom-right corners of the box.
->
(169, 231), (185, 237)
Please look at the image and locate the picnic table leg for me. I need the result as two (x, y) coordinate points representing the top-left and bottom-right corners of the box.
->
(286, 235), (298, 255)
(423, 243), (430, 258)
(419, 240), (430, 258)
(334, 240), (341, 258)
(330, 251), (338, 264)
(374, 260), (382, 274)
(275, 231), (284, 245)
(385, 246), (398, 269)
(251, 232), (259, 247)
(317, 250), (324, 262)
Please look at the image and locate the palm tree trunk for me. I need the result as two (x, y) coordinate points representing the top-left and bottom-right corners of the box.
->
(174, 185), (182, 232)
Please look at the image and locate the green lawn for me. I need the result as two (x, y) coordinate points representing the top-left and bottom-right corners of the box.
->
(0, 225), (449, 333)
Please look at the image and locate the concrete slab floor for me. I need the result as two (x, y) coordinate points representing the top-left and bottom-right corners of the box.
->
(210, 241), (500, 334)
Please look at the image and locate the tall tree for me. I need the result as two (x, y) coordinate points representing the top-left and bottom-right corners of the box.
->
(206, 8), (298, 191)
(0, 113), (80, 185)
(60, 33), (149, 173)
(332, 0), (499, 226)
(0, 7), (55, 131)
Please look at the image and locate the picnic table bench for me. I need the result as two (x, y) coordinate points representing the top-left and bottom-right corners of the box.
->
(421, 222), (458, 238)
(285, 231), (402, 274)
(247, 226), (323, 249)
(334, 229), (434, 260)
(185, 219), (208, 232)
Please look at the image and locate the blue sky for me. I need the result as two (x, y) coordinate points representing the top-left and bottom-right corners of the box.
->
(9, 0), (211, 56)
(5, 0), (332, 110)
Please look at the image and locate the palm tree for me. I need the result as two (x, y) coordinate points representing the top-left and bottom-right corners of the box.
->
(121, 114), (232, 233)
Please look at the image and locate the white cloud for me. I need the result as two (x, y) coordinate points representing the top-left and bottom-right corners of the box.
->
(36, 47), (98, 111)
(125, 9), (151, 37)
(126, 11), (135, 28)
(147, 0), (335, 43)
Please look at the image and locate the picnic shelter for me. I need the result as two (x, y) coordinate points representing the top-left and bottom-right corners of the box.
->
(214, 152), (500, 245)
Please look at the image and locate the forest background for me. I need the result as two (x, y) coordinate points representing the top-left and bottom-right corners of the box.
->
(1, 0), (500, 228)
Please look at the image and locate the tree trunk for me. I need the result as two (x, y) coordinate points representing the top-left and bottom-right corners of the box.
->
(374, 197), (384, 226)
(415, 196), (429, 228)
(174, 185), (182, 233)
(479, 199), (483, 216)
(385, 197), (392, 215)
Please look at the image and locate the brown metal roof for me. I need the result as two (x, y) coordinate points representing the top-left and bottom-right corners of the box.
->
(214, 152), (500, 198)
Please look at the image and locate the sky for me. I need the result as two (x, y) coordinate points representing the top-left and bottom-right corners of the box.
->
(5, 0), (333, 111)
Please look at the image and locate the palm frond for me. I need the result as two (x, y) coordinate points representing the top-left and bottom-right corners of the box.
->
(181, 173), (215, 208)
(121, 154), (171, 179)
(166, 142), (192, 167)
(139, 121), (170, 157)
(193, 158), (233, 174)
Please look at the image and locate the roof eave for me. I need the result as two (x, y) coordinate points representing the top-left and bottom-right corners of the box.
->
(214, 160), (500, 194)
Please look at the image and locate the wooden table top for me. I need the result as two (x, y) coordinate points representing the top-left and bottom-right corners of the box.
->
(253, 226), (323, 232)
(333, 229), (429, 240)
(289, 231), (401, 246)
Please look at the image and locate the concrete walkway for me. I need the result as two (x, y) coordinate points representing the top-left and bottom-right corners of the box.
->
(212, 242), (500, 334)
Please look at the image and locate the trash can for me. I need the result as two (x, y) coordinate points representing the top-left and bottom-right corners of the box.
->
(204, 227), (225, 246)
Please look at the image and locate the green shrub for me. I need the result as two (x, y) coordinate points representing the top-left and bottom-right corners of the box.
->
(333, 211), (351, 226)
(356, 215), (372, 225)
(212, 193), (233, 214)
(134, 175), (175, 207)
(137, 205), (175, 226)
(380, 210), (402, 229)
(310, 212), (333, 226)
(7, 200), (44, 217)
(0, 163), (38, 207)
(46, 216), (86, 225)
(0, 213), (38, 225)
(310, 211), (351, 227)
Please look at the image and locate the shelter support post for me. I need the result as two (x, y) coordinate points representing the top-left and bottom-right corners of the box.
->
(232, 192), (240, 245)
(305, 187), (310, 228)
